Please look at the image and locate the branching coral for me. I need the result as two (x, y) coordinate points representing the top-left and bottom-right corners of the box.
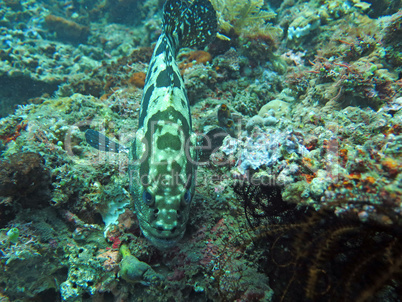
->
(210, 0), (279, 38)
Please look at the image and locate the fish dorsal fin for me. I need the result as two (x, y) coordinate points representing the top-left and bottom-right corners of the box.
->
(163, 0), (217, 49)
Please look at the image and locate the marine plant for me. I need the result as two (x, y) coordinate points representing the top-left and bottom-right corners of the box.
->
(214, 181), (402, 301)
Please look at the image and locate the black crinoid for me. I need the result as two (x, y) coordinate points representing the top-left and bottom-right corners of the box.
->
(231, 180), (298, 228)
(224, 181), (402, 302)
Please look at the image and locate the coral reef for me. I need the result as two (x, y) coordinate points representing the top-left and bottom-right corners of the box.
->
(0, 208), (69, 300)
(0, 0), (157, 116)
(60, 244), (118, 301)
(383, 11), (402, 69)
(0, 0), (401, 301)
(218, 128), (308, 175)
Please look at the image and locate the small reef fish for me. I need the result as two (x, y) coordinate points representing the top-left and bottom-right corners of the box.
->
(218, 104), (237, 137)
(86, 0), (217, 249)
(197, 104), (240, 162)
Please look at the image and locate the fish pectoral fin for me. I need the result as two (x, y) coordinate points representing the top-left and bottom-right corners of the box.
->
(85, 129), (128, 153)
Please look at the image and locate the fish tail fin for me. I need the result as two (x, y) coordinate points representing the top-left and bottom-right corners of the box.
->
(163, 0), (217, 49)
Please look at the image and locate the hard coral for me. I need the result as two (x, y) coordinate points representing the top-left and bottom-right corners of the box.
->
(67, 47), (153, 98)
(45, 15), (89, 43)
(210, 0), (281, 65)
(71, 78), (104, 97)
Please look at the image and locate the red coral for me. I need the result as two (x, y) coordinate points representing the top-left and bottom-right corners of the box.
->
(108, 235), (122, 250)
(0, 121), (27, 143)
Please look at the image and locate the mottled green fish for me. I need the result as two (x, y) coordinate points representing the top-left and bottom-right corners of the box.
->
(86, 0), (217, 249)
(130, 0), (216, 249)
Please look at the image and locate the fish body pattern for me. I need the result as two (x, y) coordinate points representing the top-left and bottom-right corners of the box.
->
(130, 0), (217, 249)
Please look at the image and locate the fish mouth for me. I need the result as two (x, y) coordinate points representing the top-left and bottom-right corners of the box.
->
(146, 234), (183, 250)
(139, 221), (186, 249)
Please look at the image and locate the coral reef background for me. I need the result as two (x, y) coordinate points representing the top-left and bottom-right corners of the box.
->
(0, 0), (401, 301)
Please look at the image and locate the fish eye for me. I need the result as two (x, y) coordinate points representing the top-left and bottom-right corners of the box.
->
(184, 190), (191, 203)
(142, 190), (153, 205)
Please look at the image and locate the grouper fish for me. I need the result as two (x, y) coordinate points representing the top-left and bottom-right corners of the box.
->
(86, 0), (217, 249)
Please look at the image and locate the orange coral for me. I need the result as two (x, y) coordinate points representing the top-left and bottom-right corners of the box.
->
(187, 50), (212, 64)
(342, 180), (354, 190)
(347, 173), (361, 180)
(381, 158), (400, 177)
(179, 50), (212, 74)
(302, 157), (314, 170)
(128, 72), (146, 88)
(339, 148), (348, 160)
(361, 176), (377, 193)
(45, 15), (89, 42)
(302, 173), (316, 184)
(363, 176), (375, 184)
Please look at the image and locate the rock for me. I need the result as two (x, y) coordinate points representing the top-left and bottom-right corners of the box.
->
(0, 152), (50, 208)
